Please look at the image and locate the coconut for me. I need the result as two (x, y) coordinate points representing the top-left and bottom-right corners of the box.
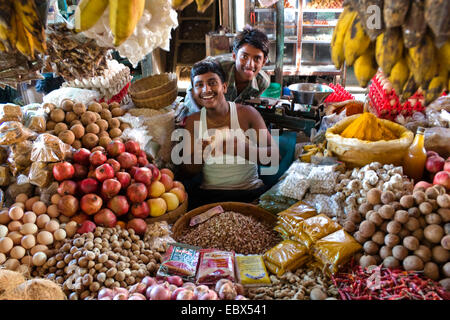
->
(0, 268), (26, 299)
(9, 279), (66, 300)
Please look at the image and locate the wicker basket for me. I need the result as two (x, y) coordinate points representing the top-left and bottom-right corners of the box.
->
(172, 202), (276, 240)
(132, 87), (178, 109)
(129, 73), (177, 100)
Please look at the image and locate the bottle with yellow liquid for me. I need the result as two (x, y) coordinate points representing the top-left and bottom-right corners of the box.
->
(403, 127), (427, 183)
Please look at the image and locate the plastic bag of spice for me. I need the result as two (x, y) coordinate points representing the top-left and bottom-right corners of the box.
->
(292, 214), (342, 249)
(22, 104), (48, 133)
(157, 243), (201, 282)
(0, 104), (23, 123)
(30, 133), (73, 163)
(258, 179), (299, 214)
(196, 249), (236, 285)
(0, 121), (36, 146)
(311, 229), (362, 274)
(263, 240), (309, 277)
(28, 162), (53, 188)
(277, 201), (317, 235)
(7, 139), (33, 176)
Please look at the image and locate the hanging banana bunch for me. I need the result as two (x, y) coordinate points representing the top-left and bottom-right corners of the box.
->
(171, 0), (194, 11)
(0, 0), (47, 60)
(195, 0), (214, 13)
(331, 0), (449, 105)
(75, 0), (145, 47)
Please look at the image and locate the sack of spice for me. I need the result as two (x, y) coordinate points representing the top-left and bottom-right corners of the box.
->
(263, 240), (310, 277)
(292, 214), (342, 249)
(276, 201), (317, 236)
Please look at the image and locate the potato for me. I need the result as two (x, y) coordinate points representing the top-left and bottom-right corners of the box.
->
(380, 190), (395, 204)
(358, 202), (373, 216)
(445, 223), (450, 235)
(54, 122), (68, 135)
(373, 204), (382, 212)
(109, 128), (122, 139)
(46, 120), (56, 131)
(108, 118), (120, 129)
(87, 102), (102, 113)
(419, 202), (433, 215)
(433, 184), (447, 196)
(100, 102), (109, 109)
(425, 187), (439, 200)
(424, 262), (440, 281)
(359, 255), (377, 268)
(363, 241), (379, 255)
(96, 119), (109, 132)
(367, 188), (382, 205)
(403, 255), (424, 271)
(431, 246), (449, 264)
(394, 210), (409, 224)
(109, 102), (120, 110)
(91, 146), (105, 153)
(405, 217), (420, 231)
(392, 245), (408, 260)
(384, 234), (400, 248)
(411, 229), (424, 241)
(441, 235), (450, 250)
(386, 221), (401, 234)
(81, 111), (97, 126)
(414, 245), (432, 263)
(408, 207), (420, 218)
(99, 136), (112, 148)
(359, 220), (376, 238)
(380, 221), (389, 233)
(93, 112), (101, 121)
(437, 194), (450, 209)
(353, 231), (368, 244)
(425, 213), (442, 225)
(438, 208), (450, 223)
(429, 199), (438, 211)
(120, 123), (131, 132)
(100, 109), (112, 120)
(379, 246), (392, 259)
(399, 195), (414, 209)
(82, 133), (99, 149)
(58, 130), (76, 145)
(111, 108), (125, 117)
(86, 123), (100, 134)
(371, 231), (385, 245)
(383, 256), (400, 269)
(378, 205), (395, 219)
(71, 124), (85, 139)
(343, 220), (356, 233)
(50, 108), (65, 122)
(65, 111), (78, 123)
(439, 278), (450, 291)
(424, 224), (444, 244)
(368, 211), (383, 226)
(73, 102), (87, 115)
(403, 236), (419, 251)
(443, 262), (450, 278)
(398, 228), (410, 238)
(42, 102), (57, 113)
(391, 201), (402, 211)
(347, 211), (361, 224)
(61, 99), (74, 112)
(365, 210), (375, 222)
(413, 191), (426, 205)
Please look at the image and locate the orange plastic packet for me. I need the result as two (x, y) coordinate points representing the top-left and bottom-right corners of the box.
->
(263, 240), (309, 276)
(292, 214), (342, 248)
(277, 201), (317, 235)
(311, 229), (362, 274)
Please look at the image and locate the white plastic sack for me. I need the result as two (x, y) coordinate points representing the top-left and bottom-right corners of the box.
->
(43, 87), (100, 107)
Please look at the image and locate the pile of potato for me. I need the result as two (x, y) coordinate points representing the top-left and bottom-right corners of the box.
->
(343, 183), (449, 288)
(44, 100), (130, 150)
(0, 193), (78, 272)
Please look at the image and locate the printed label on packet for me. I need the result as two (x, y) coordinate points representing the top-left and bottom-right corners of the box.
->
(189, 205), (224, 226)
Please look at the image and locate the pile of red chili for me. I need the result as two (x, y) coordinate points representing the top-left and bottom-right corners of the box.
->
(332, 263), (449, 300)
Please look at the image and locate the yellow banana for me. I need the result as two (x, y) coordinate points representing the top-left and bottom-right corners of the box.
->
(109, 0), (145, 47)
(388, 57), (409, 95)
(375, 27), (403, 76)
(343, 15), (371, 66)
(13, 0), (45, 44)
(407, 35), (435, 87)
(437, 41), (450, 72)
(425, 75), (446, 105)
(75, 0), (109, 32)
(15, 16), (33, 59)
(195, 0), (214, 13)
(354, 45), (377, 88)
(331, 8), (357, 69)
(401, 73), (418, 101)
(6, 11), (17, 49)
(421, 54), (439, 91)
(172, 0), (194, 11)
(0, 0), (13, 30)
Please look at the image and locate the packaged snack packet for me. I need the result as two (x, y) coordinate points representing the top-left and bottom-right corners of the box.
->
(196, 249), (236, 285)
(157, 243), (201, 282)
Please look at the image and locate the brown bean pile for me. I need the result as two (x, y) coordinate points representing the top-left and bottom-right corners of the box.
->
(177, 211), (281, 254)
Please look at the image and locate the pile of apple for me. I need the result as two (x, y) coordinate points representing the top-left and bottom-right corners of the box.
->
(52, 139), (187, 236)
(422, 151), (450, 191)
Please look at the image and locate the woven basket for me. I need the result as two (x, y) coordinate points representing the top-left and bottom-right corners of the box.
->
(132, 87), (178, 109)
(129, 73), (177, 100)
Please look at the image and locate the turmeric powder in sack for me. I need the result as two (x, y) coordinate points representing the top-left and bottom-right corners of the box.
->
(277, 201), (317, 235)
(312, 229), (362, 274)
(340, 112), (397, 141)
(292, 214), (342, 248)
(263, 240), (309, 276)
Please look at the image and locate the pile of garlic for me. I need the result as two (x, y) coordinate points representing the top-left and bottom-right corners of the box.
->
(82, 0), (178, 67)
(62, 60), (132, 100)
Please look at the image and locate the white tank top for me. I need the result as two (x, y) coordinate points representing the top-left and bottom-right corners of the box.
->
(199, 102), (264, 190)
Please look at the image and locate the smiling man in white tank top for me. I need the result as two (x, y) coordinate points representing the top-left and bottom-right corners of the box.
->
(181, 60), (279, 208)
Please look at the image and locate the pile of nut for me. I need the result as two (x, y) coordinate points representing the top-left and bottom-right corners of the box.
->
(33, 225), (170, 300)
(247, 268), (339, 300)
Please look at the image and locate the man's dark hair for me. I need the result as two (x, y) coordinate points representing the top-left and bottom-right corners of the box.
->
(190, 59), (227, 85)
(232, 26), (269, 58)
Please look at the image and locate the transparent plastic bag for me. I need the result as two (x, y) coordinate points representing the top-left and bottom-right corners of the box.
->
(0, 104), (23, 123)
(36, 182), (58, 205)
(42, 87), (101, 107)
(8, 139), (33, 176)
(28, 161), (53, 188)
(0, 121), (36, 146)
(0, 165), (11, 186)
(277, 201), (317, 236)
(307, 166), (339, 194)
(279, 172), (310, 200)
(22, 104), (48, 133)
(263, 240), (309, 277)
(292, 214), (342, 249)
(30, 133), (73, 162)
(258, 179), (299, 215)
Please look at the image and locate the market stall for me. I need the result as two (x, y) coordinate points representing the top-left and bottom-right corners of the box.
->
(0, 0), (449, 302)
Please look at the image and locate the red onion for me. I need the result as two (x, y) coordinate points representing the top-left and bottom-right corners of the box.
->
(129, 283), (147, 294)
(98, 296), (113, 300)
(198, 290), (218, 300)
(176, 290), (195, 300)
(128, 293), (147, 300)
(149, 285), (171, 300)
(98, 288), (114, 299)
(234, 283), (245, 296)
(171, 287), (187, 300)
(235, 295), (248, 300)
(215, 279), (232, 292)
(113, 293), (129, 300)
(113, 287), (129, 297)
(182, 282), (196, 291)
(167, 275), (183, 287)
(168, 284), (178, 293)
(141, 276), (156, 288)
(193, 285), (210, 299)
(146, 285), (157, 300)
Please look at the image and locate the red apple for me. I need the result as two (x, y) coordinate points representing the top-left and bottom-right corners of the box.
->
(138, 156), (149, 167)
(71, 212), (89, 225)
(426, 156), (445, 173)
(115, 172), (131, 190)
(414, 181), (433, 191)
(53, 162), (75, 181)
(131, 202), (150, 219)
(127, 218), (147, 235)
(169, 187), (186, 203)
(117, 152), (137, 169)
(160, 174), (174, 192)
(73, 148), (91, 166)
(73, 163), (88, 180)
(127, 183), (148, 203)
(444, 159), (450, 173)
(433, 171), (450, 190)
(160, 168), (174, 180)
(80, 193), (103, 215)
(134, 167), (153, 185)
(95, 163), (115, 182)
(89, 150), (107, 167)
(57, 180), (77, 196)
(107, 140), (125, 157)
(106, 159), (121, 172)
(107, 196), (130, 216)
(79, 178), (99, 194)
(129, 166), (139, 178)
(77, 220), (97, 234)
(94, 208), (117, 228)
(101, 178), (122, 199)
(125, 140), (141, 155)
(58, 195), (79, 217)
(172, 181), (185, 191)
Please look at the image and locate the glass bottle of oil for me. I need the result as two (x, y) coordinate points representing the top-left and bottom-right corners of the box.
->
(403, 127), (426, 183)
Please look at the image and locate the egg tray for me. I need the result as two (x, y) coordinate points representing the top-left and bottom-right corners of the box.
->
(323, 83), (355, 103)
